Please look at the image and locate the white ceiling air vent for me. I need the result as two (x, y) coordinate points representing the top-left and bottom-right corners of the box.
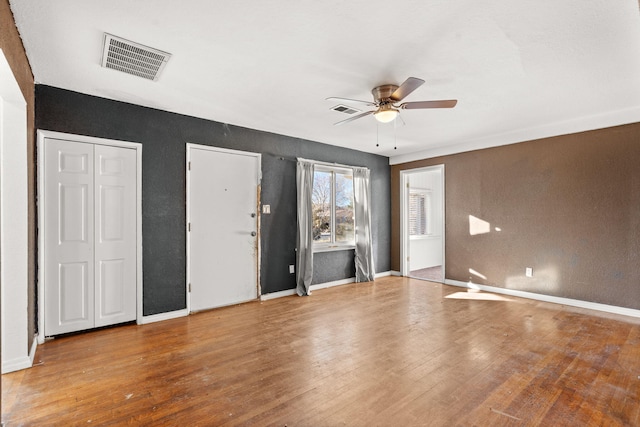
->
(101, 33), (171, 81)
(331, 104), (361, 115)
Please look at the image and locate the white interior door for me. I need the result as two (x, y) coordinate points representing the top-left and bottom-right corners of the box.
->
(188, 145), (260, 312)
(44, 139), (96, 335)
(43, 138), (138, 336)
(94, 144), (137, 327)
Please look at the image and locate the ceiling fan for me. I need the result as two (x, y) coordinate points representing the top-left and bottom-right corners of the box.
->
(327, 77), (457, 126)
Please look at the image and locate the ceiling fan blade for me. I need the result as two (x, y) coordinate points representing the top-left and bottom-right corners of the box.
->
(390, 77), (425, 102)
(326, 97), (376, 107)
(400, 99), (458, 109)
(333, 110), (374, 126)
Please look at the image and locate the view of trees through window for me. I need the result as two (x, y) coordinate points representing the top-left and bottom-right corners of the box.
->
(312, 169), (354, 245)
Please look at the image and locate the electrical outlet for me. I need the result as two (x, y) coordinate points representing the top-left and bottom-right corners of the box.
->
(289, 265), (295, 274)
(525, 267), (533, 277)
(262, 205), (271, 214)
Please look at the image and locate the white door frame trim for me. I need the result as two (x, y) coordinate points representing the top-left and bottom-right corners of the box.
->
(1, 49), (30, 373)
(37, 130), (143, 343)
(185, 143), (262, 314)
(399, 164), (445, 279)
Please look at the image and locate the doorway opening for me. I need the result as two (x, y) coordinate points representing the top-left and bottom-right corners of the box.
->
(400, 165), (445, 282)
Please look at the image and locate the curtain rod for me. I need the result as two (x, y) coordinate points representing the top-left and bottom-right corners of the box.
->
(276, 156), (296, 162)
(296, 157), (368, 171)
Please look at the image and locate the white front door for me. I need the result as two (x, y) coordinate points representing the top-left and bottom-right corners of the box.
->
(187, 145), (260, 312)
(43, 138), (137, 336)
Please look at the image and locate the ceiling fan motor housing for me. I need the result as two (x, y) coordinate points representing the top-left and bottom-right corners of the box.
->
(372, 84), (399, 103)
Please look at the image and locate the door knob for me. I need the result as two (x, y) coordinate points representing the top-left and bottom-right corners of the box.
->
(251, 231), (257, 237)
(250, 213), (256, 218)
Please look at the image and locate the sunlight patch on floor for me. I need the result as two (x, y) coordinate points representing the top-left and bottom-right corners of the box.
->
(445, 290), (512, 301)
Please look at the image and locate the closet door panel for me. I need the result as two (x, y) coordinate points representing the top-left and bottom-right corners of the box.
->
(44, 140), (95, 335)
(94, 145), (137, 327)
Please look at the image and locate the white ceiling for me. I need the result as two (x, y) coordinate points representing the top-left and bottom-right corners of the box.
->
(10, 0), (640, 162)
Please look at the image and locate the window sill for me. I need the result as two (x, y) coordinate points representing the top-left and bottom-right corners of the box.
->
(313, 244), (355, 253)
(410, 234), (442, 241)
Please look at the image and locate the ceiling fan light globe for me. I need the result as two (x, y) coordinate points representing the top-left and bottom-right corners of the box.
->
(374, 109), (398, 123)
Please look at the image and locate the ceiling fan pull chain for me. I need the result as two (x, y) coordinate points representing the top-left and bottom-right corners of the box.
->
(393, 117), (397, 150)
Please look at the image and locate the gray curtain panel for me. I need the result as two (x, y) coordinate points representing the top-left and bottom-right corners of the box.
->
(353, 167), (375, 282)
(296, 160), (314, 296)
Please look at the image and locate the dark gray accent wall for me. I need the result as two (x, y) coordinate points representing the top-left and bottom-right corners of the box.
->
(36, 85), (391, 316)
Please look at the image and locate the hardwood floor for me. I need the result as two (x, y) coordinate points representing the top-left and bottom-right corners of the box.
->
(4, 277), (640, 426)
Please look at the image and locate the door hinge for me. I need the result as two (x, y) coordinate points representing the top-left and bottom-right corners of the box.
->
(407, 256), (410, 261)
(188, 161), (191, 171)
(188, 283), (191, 292)
(406, 182), (410, 188)
(188, 222), (191, 232)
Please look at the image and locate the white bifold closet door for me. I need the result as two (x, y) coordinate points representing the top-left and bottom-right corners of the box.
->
(44, 139), (137, 336)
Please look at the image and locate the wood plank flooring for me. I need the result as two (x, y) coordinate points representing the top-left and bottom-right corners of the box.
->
(3, 277), (640, 426)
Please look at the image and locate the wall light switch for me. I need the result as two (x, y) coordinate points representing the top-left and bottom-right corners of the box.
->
(525, 267), (533, 277)
(289, 265), (295, 274)
(263, 204), (271, 214)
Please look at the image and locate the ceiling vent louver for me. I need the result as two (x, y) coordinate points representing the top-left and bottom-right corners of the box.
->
(101, 33), (171, 81)
(331, 104), (361, 115)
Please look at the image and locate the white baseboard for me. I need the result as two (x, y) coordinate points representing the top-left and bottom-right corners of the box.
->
(1, 335), (38, 373)
(310, 277), (355, 292)
(445, 279), (640, 319)
(390, 270), (402, 276)
(2, 355), (32, 374)
(260, 289), (296, 301)
(260, 273), (393, 301)
(141, 308), (189, 324)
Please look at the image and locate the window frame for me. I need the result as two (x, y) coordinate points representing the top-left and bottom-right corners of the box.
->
(408, 188), (432, 239)
(312, 164), (356, 252)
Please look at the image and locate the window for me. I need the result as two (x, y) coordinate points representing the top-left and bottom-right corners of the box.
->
(409, 190), (432, 236)
(312, 166), (354, 248)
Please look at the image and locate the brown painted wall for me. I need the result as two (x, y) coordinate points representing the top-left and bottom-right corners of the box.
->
(1, 0), (36, 348)
(391, 123), (640, 310)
